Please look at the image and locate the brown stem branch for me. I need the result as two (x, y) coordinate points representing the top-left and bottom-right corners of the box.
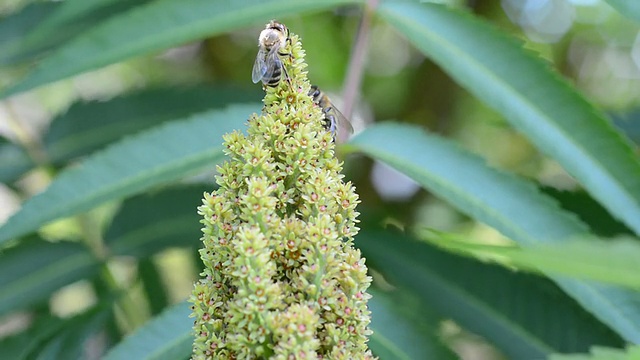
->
(341, 0), (378, 120)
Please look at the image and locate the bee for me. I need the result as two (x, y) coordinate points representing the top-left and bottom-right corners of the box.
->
(252, 20), (291, 87)
(309, 85), (354, 144)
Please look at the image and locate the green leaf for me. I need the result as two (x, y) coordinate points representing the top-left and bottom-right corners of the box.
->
(348, 123), (640, 342)
(603, 0), (640, 23)
(0, 0), (147, 67)
(0, 137), (34, 183)
(0, 2), (58, 63)
(0, 238), (101, 316)
(612, 110), (640, 145)
(0, 335), (29, 360)
(348, 124), (591, 243)
(368, 288), (457, 360)
(32, 0), (133, 34)
(0, 315), (64, 360)
(28, 305), (111, 360)
(102, 301), (192, 360)
(139, 258), (171, 316)
(357, 227), (625, 358)
(549, 345), (640, 360)
(0, 104), (258, 244)
(1, 0), (363, 97)
(422, 231), (640, 289)
(105, 185), (210, 258)
(543, 188), (631, 237)
(377, 2), (640, 236)
(43, 85), (262, 164)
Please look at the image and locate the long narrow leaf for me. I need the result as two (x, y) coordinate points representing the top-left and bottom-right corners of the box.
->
(33, 0), (131, 33)
(44, 85), (261, 164)
(29, 306), (111, 360)
(0, 1), (146, 67)
(0, 104), (259, 244)
(0, 2), (58, 63)
(549, 345), (640, 360)
(139, 258), (171, 316)
(368, 288), (458, 359)
(603, 0), (640, 23)
(378, 2), (640, 236)
(422, 231), (640, 289)
(14, 0), (154, 66)
(612, 110), (640, 145)
(102, 301), (193, 360)
(0, 238), (100, 316)
(543, 188), (630, 237)
(0, 315), (64, 360)
(1, 0), (363, 98)
(357, 227), (625, 358)
(105, 185), (210, 258)
(0, 137), (33, 183)
(346, 124), (591, 243)
(347, 123), (640, 342)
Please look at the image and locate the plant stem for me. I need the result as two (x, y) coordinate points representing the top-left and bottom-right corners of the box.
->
(341, 0), (378, 120)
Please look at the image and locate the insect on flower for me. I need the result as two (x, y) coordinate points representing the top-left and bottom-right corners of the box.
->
(309, 85), (354, 144)
(252, 20), (291, 87)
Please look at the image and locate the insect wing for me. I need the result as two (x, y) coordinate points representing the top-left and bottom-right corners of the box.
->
(262, 45), (282, 84)
(331, 107), (354, 144)
(252, 49), (268, 84)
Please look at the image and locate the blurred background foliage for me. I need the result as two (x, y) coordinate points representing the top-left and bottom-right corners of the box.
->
(0, 0), (640, 359)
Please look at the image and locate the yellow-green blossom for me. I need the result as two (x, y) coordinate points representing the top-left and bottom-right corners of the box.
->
(190, 22), (374, 360)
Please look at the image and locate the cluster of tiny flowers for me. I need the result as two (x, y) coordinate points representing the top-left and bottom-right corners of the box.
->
(190, 28), (375, 359)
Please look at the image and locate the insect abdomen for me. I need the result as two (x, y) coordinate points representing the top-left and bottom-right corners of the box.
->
(264, 63), (282, 87)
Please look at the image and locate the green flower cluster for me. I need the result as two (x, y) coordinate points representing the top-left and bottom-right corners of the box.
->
(190, 23), (374, 359)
